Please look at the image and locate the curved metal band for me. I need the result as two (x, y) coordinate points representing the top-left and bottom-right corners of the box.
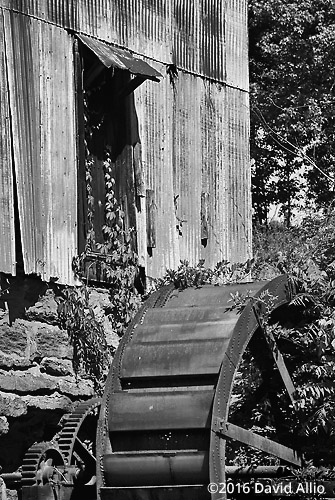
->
(209, 274), (294, 499)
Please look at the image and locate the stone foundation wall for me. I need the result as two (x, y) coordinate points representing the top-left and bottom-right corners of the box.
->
(0, 275), (119, 497)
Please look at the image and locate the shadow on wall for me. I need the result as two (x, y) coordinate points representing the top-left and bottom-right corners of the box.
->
(0, 274), (48, 325)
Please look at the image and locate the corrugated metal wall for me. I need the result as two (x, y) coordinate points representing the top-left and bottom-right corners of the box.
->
(134, 67), (251, 277)
(2, 9), (78, 284)
(226, 86), (252, 262)
(226, 0), (249, 90)
(0, 0), (251, 281)
(0, 0), (248, 88)
(134, 67), (181, 277)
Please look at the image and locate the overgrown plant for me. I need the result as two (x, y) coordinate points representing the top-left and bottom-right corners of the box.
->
(159, 259), (254, 289)
(82, 153), (142, 336)
(250, 215), (335, 461)
(57, 286), (109, 394)
(59, 153), (142, 388)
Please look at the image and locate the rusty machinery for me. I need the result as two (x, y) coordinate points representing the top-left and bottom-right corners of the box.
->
(2, 275), (335, 499)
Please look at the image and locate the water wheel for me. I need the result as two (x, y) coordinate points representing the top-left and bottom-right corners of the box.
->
(96, 275), (302, 500)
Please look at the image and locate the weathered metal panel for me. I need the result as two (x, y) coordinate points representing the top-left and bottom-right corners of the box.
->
(39, 21), (78, 284)
(1, 0), (77, 29)
(77, 33), (162, 78)
(103, 451), (209, 486)
(0, 8), (16, 275)
(134, 71), (180, 277)
(143, 306), (238, 325)
(76, 0), (117, 44)
(45, 0), (78, 29)
(0, 0), (248, 85)
(226, 86), (252, 262)
(4, 11), (77, 284)
(199, 0), (225, 82)
(172, 73), (202, 266)
(120, 338), (231, 378)
(110, 0), (172, 64)
(172, 0), (200, 73)
(171, 72), (250, 270)
(165, 282), (262, 308)
(4, 11), (41, 275)
(109, 389), (214, 431)
(200, 80), (228, 266)
(127, 316), (237, 340)
(225, 0), (249, 90)
(1, 1), (251, 279)
(133, 68), (251, 278)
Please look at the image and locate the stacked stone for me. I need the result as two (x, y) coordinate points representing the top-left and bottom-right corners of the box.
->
(0, 289), (94, 497)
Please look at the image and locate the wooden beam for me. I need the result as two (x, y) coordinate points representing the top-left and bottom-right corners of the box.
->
(213, 419), (302, 466)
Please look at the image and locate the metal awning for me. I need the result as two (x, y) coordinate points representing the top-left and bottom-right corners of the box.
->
(77, 34), (162, 81)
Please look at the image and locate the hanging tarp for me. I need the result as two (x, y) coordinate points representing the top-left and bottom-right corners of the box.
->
(3, 10), (78, 284)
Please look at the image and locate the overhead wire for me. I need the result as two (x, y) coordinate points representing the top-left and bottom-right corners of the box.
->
(251, 103), (335, 185)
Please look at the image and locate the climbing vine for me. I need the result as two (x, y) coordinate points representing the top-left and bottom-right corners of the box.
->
(74, 152), (142, 335)
(58, 155), (142, 389)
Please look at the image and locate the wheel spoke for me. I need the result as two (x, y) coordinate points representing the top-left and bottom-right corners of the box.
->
(252, 308), (297, 405)
(262, 327), (296, 404)
(214, 419), (302, 466)
(73, 437), (96, 469)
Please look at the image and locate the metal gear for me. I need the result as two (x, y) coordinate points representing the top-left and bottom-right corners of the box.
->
(21, 441), (65, 486)
(57, 398), (100, 466)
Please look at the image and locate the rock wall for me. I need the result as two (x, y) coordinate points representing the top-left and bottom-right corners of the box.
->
(0, 275), (119, 496)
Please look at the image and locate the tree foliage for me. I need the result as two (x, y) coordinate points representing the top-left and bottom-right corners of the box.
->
(160, 218), (335, 469)
(248, 215), (335, 465)
(249, 0), (335, 225)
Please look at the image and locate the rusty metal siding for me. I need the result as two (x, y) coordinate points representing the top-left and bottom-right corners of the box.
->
(4, 10), (41, 275)
(77, 33), (162, 78)
(172, 73), (202, 264)
(0, 8), (16, 275)
(225, 0), (248, 90)
(3, 10), (78, 284)
(106, 0), (172, 62)
(133, 67), (251, 278)
(134, 70), (180, 278)
(0, 0), (248, 86)
(0, 0), (251, 280)
(226, 86), (252, 262)
(199, 0), (225, 82)
(172, 0), (200, 73)
(200, 80), (228, 266)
